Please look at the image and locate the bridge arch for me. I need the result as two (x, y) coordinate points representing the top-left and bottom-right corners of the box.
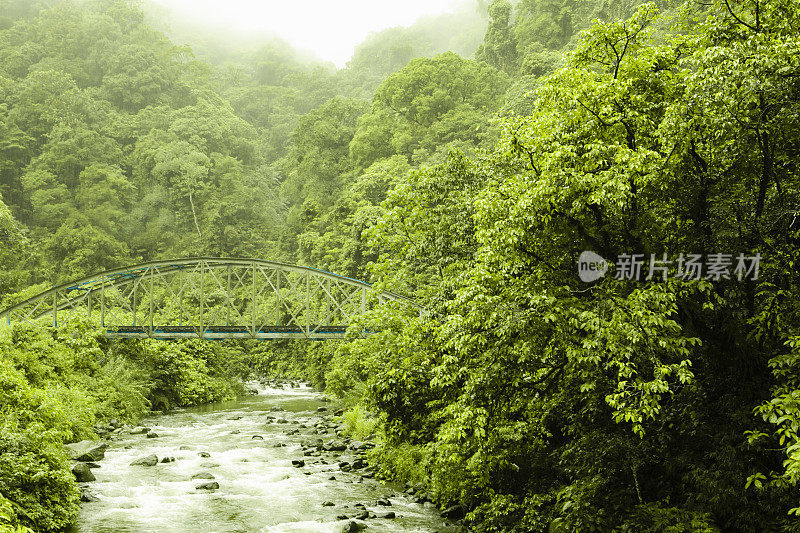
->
(0, 258), (417, 339)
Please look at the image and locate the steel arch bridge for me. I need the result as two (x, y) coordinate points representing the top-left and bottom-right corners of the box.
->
(0, 258), (417, 340)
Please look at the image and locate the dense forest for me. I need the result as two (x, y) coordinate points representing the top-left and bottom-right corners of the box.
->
(1, 0), (799, 531)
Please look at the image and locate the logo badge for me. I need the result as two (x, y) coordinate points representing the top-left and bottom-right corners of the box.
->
(578, 251), (608, 282)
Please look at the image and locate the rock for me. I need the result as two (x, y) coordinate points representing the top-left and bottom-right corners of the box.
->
(64, 441), (108, 462)
(376, 499), (391, 506)
(377, 511), (395, 519)
(130, 426), (150, 434)
(333, 520), (366, 533)
(291, 460), (305, 467)
(230, 430), (241, 434)
(80, 487), (100, 502)
(322, 501), (335, 506)
(327, 442), (347, 452)
(160, 457), (175, 463)
(351, 458), (367, 469)
(200, 462), (219, 468)
(72, 463), (96, 482)
(440, 504), (467, 520)
(196, 482), (219, 490)
(85, 462), (101, 469)
(146, 432), (160, 439)
(179, 445), (192, 450)
(316, 407), (328, 412)
(198, 452), (211, 458)
(276, 418), (288, 424)
(130, 455), (158, 466)
(191, 472), (215, 480)
(349, 441), (366, 451)
(354, 511), (369, 520)
(329, 476), (336, 480)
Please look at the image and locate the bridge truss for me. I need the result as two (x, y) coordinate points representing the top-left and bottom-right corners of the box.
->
(0, 258), (415, 339)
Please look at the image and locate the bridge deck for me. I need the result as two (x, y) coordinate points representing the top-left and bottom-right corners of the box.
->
(104, 325), (350, 340)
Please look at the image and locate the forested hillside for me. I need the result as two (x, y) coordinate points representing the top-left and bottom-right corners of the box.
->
(1, 0), (799, 531)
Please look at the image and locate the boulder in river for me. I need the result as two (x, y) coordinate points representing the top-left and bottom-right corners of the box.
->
(334, 519), (367, 532)
(130, 426), (150, 434)
(72, 463), (96, 482)
(377, 511), (396, 519)
(64, 441), (108, 462)
(130, 455), (158, 466)
(291, 459), (305, 467)
(80, 487), (100, 502)
(146, 432), (160, 439)
(160, 457), (175, 463)
(198, 451), (211, 458)
(191, 472), (215, 480)
(196, 481), (219, 490)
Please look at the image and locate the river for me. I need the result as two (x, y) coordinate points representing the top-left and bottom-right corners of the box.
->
(72, 382), (460, 533)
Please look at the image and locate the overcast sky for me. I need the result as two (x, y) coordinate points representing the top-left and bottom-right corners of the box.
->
(149, 0), (462, 67)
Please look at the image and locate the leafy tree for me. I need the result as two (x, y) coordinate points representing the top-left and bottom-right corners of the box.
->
(350, 53), (509, 169)
(475, 0), (518, 74)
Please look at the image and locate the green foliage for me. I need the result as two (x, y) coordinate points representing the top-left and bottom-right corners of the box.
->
(2, 0), (799, 531)
(0, 321), (245, 531)
(0, 491), (35, 533)
(318, 1), (800, 531)
(349, 52), (509, 169)
(338, 405), (379, 441)
(475, 0), (518, 74)
(0, 428), (78, 532)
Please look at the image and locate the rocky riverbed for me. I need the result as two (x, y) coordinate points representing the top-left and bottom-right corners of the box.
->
(67, 381), (465, 532)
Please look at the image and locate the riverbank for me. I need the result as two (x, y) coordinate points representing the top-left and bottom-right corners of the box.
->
(0, 324), (250, 532)
(69, 380), (464, 532)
